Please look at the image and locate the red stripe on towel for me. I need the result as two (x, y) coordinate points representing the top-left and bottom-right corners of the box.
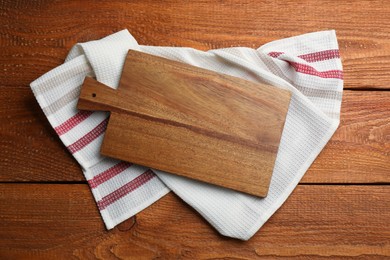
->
(97, 169), (156, 210)
(88, 162), (133, 189)
(67, 118), (108, 154)
(55, 111), (93, 136)
(298, 49), (340, 62)
(268, 49), (343, 79)
(268, 49), (340, 62)
(268, 51), (284, 58)
(288, 61), (343, 79)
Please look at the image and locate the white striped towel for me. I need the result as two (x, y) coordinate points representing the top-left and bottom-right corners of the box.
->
(30, 29), (343, 240)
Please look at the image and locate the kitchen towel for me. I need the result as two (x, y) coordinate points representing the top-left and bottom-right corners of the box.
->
(30, 29), (343, 240)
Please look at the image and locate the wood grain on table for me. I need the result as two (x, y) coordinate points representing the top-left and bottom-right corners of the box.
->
(0, 0), (389, 259)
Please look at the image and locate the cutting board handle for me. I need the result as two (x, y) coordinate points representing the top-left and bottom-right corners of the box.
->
(77, 77), (118, 112)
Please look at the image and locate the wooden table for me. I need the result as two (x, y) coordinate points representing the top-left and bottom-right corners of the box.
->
(0, 1), (389, 258)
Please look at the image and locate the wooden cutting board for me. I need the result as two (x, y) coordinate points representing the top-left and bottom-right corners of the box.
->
(77, 50), (291, 197)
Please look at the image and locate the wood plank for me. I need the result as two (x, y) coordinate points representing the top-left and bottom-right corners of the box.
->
(0, 87), (81, 181)
(1, 89), (388, 183)
(303, 90), (390, 183)
(77, 50), (291, 196)
(0, 0), (389, 89)
(0, 184), (389, 258)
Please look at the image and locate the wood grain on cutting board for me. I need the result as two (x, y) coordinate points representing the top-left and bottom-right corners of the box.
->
(77, 50), (291, 197)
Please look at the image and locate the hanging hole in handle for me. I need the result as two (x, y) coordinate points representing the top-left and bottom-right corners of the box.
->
(92, 93), (96, 98)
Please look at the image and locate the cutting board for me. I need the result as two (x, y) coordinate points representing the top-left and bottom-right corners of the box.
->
(77, 50), (291, 197)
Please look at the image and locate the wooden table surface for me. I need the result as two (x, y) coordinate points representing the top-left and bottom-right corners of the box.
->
(0, 1), (389, 259)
